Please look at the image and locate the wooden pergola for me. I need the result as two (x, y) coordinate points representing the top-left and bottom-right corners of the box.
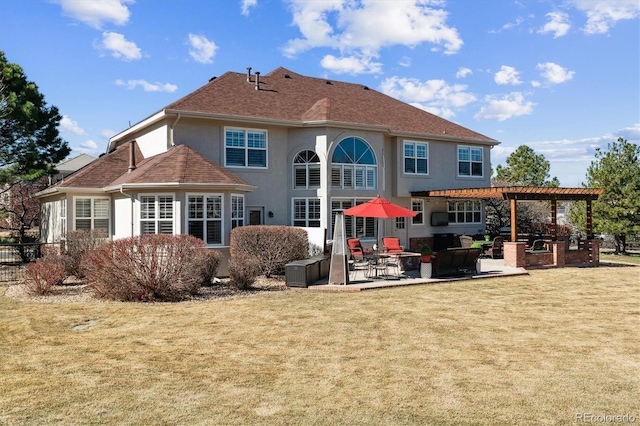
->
(411, 187), (604, 243)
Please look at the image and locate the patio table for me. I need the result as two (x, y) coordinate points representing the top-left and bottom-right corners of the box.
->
(472, 241), (493, 257)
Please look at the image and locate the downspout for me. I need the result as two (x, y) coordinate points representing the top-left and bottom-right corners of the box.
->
(169, 113), (181, 147)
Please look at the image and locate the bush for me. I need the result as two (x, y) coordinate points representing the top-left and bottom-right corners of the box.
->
(82, 234), (220, 302)
(228, 256), (261, 290)
(230, 225), (308, 277)
(63, 229), (108, 277)
(23, 258), (66, 295)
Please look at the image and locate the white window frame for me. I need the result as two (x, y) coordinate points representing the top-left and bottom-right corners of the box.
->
(292, 197), (321, 227)
(74, 196), (110, 232)
(224, 127), (268, 169)
(403, 141), (429, 175)
(139, 194), (175, 235)
(293, 150), (321, 190)
(186, 193), (223, 246)
(231, 194), (245, 229)
(448, 200), (482, 224)
(458, 146), (484, 178)
(412, 199), (424, 226)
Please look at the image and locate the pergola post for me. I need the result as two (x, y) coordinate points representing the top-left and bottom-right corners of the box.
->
(551, 199), (557, 240)
(510, 199), (517, 242)
(586, 199), (593, 239)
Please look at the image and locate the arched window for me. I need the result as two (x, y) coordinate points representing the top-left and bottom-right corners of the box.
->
(331, 137), (377, 190)
(293, 150), (320, 189)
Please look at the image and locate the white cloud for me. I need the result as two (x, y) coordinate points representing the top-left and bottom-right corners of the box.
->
(494, 65), (523, 85)
(187, 34), (218, 64)
(536, 62), (575, 84)
(474, 92), (535, 121)
(398, 56), (412, 67)
(59, 116), (86, 135)
(56, 0), (133, 29)
(241, 0), (257, 15)
(320, 54), (382, 74)
(115, 79), (178, 92)
(380, 76), (476, 119)
(73, 139), (100, 156)
(538, 11), (571, 37)
(455, 67), (472, 79)
(489, 16), (524, 33)
(282, 0), (463, 74)
(97, 32), (142, 61)
(531, 80), (541, 87)
(566, 0), (640, 34)
(100, 129), (117, 140)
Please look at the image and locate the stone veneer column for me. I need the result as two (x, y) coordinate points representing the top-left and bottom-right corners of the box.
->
(504, 242), (526, 268)
(552, 241), (565, 267)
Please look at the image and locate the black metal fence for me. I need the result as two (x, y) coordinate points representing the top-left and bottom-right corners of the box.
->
(0, 243), (44, 283)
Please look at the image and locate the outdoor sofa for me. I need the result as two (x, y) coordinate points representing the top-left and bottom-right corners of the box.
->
(432, 247), (483, 277)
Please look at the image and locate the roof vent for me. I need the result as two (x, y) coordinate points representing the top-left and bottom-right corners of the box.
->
(255, 71), (260, 90)
(363, 85), (369, 90)
(246, 67), (252, 82)
(209, 76), (216, 82)
(325, 80), (332, 85)
(284, 74), (291, 79)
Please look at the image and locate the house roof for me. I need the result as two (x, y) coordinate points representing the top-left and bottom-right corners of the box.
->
(411, 186), (604, 201)
(126, 67), (496, 144)
(106, 143), (254, 190)
(53, 141), (143, 189)
(54, 153), (97, 173)
(37, 142), (254, 197)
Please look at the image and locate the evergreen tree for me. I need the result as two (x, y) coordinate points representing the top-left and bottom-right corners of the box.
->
(570, 138), (640, 254)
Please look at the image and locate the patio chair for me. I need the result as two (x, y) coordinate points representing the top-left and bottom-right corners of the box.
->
(526, 239), (545, 252)
(459, 235), (473, 248)
(487, 236), (504, 259)
(347, 238), (371, 259)
(382, 237), (403, 254)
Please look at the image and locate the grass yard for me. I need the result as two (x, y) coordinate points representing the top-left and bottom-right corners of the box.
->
(1, 264), (638, 425)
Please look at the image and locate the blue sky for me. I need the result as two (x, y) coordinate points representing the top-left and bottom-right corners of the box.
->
(1, 0), (638, 187)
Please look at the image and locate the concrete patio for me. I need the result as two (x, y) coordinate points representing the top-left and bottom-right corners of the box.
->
(307, 258), (528, 291)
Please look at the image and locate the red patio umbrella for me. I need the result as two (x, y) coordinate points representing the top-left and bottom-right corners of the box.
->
(343, 196), (417, 249)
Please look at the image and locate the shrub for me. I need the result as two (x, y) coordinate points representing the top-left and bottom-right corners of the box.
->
(62, 229), (108, 278)
(230, 225), (308, 277)
(82, 234), (219, 302)
(23, 258), (66, 295)
(228, 256), (260, 290)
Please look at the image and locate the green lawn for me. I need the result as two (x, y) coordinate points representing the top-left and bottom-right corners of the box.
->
(601, 252), (640, 265)
(1, 264), (638, 425)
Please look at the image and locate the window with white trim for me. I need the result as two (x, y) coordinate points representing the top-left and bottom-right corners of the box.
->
(187, 194), (222, 245)
(458, 146), (483, 177)
(60, 198), (66, 238)
(231, 194), (244, 229)
(140, 195), (174, 234)
(412, 199), (424, 225)
(404, 141), (429, 175)
(395, 217), (405, 229)
(331, 137), (377, 190)
(448, 200), (482, 224)
(293, 150), (320, 189)
(225, 128), (267, 168)
(75, 197), (109, 231)
(293, 198), (321, 227)
(332, 198), (376, 239)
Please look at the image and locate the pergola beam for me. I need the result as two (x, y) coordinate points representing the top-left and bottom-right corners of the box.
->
(410, 186), (604, 242)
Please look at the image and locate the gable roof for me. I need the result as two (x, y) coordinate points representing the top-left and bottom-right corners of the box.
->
(106, 144), (254, 191)
(112, 67), (496, 148)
